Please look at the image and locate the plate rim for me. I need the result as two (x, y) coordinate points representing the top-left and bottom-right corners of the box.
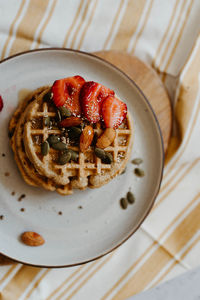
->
(0, 47), (164, 268)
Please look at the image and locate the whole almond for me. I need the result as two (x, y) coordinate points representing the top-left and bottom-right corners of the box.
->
(21, 231), (45, 247)
(96, 128), (116, 149)
(59, 116), (82, 128)
(80, 125), (94, 152)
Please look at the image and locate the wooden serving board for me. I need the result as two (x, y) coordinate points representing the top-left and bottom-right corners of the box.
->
(93, 51), (172, 153)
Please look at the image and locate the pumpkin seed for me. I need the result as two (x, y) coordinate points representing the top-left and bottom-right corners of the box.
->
(41, 141), (49, 156)
(44, 116), (50, 127)
(56, 109), (62, 122)
(134, 168), (145, 177)
(120, 197), (128, 209)
(131, 158), (143, 165)
(58, 152), (71, 165)
(92, 132), (98, 146)
(66, 149), (79, 161)
(51, 142), (67, 150)
(47, 135), (60, 145)
(94, 148), (106, 160)
(43, 91), (52, 102)
(127, 191), (135, 204)
(103, 152), (113, 164)
(58, 106), (71, 118)
(68, 127), (82, 139)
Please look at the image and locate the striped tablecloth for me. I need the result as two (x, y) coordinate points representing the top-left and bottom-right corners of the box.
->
(0, 1), (200, 299)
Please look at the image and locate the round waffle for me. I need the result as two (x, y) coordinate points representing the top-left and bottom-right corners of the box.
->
(9, 88), (73, 195)
(23, 90), (134, 190)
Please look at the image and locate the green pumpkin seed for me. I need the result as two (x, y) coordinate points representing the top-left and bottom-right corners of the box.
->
(94, 148), (106, 160)
(134, 168), (145, 177)
(51, 142), (67, 151)
(131, 158), (143, 165)
(41, 141), (49, 156)
(120, 197), (128, 209)
(127, 191), (135, 204)
(68, 127), (82, 139)
(43, 91), (52, 102)
(56, 109), (62, 122)
(47, 135), (60, 145)
(44, 116), (50, 127)
(58, 106), (71, 118)
(66, 149), (79, 161)
(92, 132), (98, 146)
(103, 152), (113, 164)
(58, 152), (71, 165)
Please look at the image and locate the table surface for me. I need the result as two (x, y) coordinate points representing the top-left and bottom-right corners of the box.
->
(128, 267), (200, 300)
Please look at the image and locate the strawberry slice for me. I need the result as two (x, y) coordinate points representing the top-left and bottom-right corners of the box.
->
(80, 81), (114, 123)
(101, 95), (127, 128)
(52, 75), (85, 116)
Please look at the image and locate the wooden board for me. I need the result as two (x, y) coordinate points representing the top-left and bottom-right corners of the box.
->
(93, 51), (172, 153)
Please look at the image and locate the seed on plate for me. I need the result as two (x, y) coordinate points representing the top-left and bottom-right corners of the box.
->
(48, 135), (60, 145)
(58, 152), (71, 165)
(51, 142), (67, 151)
(43, 116), (50, 127)
(120, 197), (128, 209)
(127, 191), (135, 204)
(58, 106), (71, 118)
(134, 168), (145, 177)
(41, 141), (49, 156)
(131, 158), (143, 165)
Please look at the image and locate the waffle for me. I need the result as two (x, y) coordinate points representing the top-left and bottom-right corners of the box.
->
(9, 87), (49, 187)
(23, 90), (134, 191)
(9, 88), (73, 195)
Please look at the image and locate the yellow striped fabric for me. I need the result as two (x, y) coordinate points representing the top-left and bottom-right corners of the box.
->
(0, 0), (200, 299)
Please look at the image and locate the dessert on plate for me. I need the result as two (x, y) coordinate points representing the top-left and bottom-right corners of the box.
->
(9, 75), (133, 195)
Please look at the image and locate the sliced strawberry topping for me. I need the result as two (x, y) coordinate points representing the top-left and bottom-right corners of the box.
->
(52, 75), (85, 116)
(101, 95), (127, 128)
(0, 95), (3, 112)
(80, 81), (114, 123)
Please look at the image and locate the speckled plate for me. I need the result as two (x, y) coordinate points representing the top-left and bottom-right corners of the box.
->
(0, 48), (164, 267)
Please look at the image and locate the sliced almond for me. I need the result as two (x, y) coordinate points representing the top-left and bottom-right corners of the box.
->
(21, 231), (45, 247)
(80, 125), (94, 152)
(96, 128), (116, 149)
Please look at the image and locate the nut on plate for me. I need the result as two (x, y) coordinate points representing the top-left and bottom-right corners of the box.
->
(96, 128), (116, 149)
(21, 231), (45, 246)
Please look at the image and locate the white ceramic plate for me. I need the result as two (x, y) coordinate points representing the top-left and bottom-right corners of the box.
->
(0, 49), (164, 267)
